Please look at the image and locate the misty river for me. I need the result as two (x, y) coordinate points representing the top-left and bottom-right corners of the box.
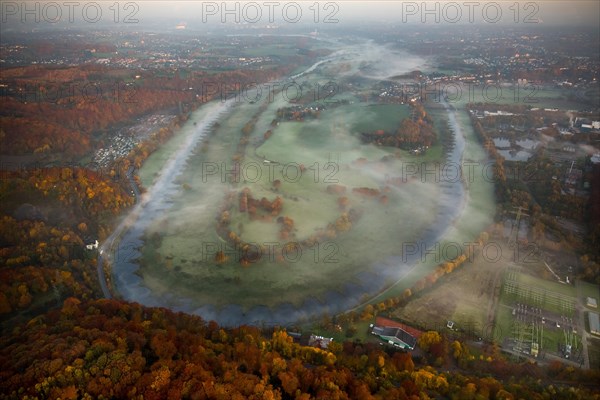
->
(105, 42), (495, 326)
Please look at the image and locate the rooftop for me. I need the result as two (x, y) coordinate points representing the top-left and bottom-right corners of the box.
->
(372, 317), (422, 350)
(589, 312), (600, 335)
(308, 334), (332, 349)
(375, 316), (423, 339)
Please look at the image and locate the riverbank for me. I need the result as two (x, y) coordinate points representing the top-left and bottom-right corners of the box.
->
(105, 42), (496, 326)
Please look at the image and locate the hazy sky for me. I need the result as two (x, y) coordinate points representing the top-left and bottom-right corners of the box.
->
(138, 1), (600, 26)
(2, 1), (599, 29)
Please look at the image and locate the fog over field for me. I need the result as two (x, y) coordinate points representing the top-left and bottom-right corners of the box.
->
(104, 39), (495, 325)
(1, 1), (599, 397)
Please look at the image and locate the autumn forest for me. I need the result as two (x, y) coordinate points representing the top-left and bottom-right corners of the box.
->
(2, 11), (600, 400)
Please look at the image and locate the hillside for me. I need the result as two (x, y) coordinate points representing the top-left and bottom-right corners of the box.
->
(1, 298), (599, 400)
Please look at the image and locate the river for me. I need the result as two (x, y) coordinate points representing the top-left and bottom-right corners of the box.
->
(104, 47), (491, 326)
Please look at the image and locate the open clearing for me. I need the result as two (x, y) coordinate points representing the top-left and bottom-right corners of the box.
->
(120, 44), (458, 322)
(392, 241), (510, 340)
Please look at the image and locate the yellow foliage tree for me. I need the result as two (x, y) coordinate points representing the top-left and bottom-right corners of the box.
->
(417, 331), (442, 353)
(451, 340), (462, 359)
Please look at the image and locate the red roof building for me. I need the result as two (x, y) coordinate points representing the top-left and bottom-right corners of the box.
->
(375, 316), (424, 340)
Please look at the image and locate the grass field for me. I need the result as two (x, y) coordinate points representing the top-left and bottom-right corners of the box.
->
(128, 43), (499, 325)
(309, 320), (377, 344)
(447, 83), (596, 110)
(392, 241), (509, 341)
(134, 76), (442, 312)
(350, 103), (411, 133)
(494, 305), (514, 342)
(347, 102), (496, 312)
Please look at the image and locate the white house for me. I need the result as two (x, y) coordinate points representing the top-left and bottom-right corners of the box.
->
(86, 239), (99, 250)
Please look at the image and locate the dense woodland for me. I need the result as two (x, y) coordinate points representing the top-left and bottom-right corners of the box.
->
(1, 49), (599, 399)
(0, 62), (297, 319)
(0, 167), (134, 317)
(361, 104), (436, 149)
(0, 65), (292, 157)
(1, 298), (599, 400)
